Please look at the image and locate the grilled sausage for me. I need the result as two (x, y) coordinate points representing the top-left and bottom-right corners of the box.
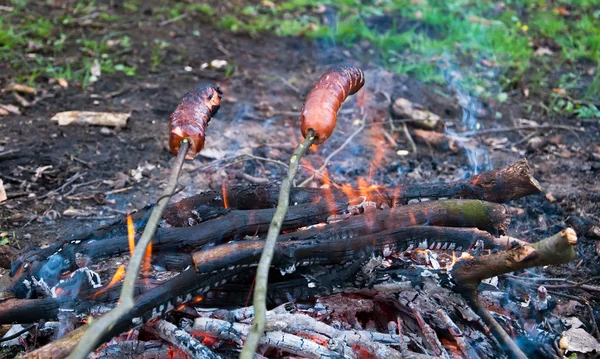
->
(169, 85), (222, 159)
(300, 65), (364, 144)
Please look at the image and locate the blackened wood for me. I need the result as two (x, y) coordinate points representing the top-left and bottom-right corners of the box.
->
(192, 226), (496, 274)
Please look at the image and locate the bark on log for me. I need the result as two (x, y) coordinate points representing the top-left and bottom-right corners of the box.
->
(451, 228), (578, 289)
(62, 159), (538, 243)
(19, 324), (86, 359)
(192, 225), (501, 274)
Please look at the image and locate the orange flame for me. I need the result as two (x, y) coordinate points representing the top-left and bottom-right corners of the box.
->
(447, 251), (474, 269)
(90, 265), (126, 298)
(127, 214), (135, 256)
(222, 180), (229, 209)
(143, 241), (152, 279)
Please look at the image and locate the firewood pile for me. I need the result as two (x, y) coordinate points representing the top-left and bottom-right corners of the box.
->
(0, 66), (596, 359)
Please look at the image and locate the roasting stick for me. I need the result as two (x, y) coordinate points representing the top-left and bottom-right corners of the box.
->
(69, 85), (222, 359)
(68, 140), (189, 359)
(241, 65), (365, 358)
(240, 130), (316, 357)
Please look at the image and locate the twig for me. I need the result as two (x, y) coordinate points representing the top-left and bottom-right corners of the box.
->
(158, 13), (188, 26)
(147, 319), (221, 359)
(200, 153), (340, 186)
(463, 290), (528, 359)
(0, 324), (35, 343)
(240, 130), (316, 358)
(38, 172), (86, 199)
(298, 115), (365, 187)
(68, 140), (190, 359)
(461, 124), (585, 137)
(402, 123), (417, 154)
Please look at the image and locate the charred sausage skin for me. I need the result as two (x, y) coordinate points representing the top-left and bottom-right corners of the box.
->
(169, 85), (222, 159)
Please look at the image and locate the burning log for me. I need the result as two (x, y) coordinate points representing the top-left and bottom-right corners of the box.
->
(110, 158), (541, 232)
(451, 228), (578, 359)
(146, 319), (221, 359)
(22, 324), (86, 359)
(451, 228), (578, 289)
(193, 317), (351, 359)
(192, 226), (504, 275)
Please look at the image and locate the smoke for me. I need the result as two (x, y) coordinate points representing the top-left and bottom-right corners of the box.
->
(443, 66), (492, 174)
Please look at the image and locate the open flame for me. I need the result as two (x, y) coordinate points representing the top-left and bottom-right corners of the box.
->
(221, 180), (229, 209)
(90, 265), (125, 298)
(127, 214), (135, 256)
(126, 213), (153, 278)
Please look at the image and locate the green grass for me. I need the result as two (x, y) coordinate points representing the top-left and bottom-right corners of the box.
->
(216, 0), (600, 115)
(1, 0), (598, 118)
(0, 1), (215, 87)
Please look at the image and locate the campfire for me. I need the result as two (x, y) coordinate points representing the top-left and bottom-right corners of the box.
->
(0, 65), (590, 359)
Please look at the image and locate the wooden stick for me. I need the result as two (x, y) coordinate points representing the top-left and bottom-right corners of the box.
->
(68, 140), (190, 359)
(240, 130), (315, 358)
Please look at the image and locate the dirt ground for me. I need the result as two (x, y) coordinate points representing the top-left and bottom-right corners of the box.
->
(1, 0), (600, 345)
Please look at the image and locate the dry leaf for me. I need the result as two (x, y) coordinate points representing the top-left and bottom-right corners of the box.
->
(481, 59), (497, 67)
(562, 328), (600, 353)
(57, 78), (69, 88)
(90, 59), (101, 82)
(552, 88), (567, 95)
(200, 147), (229, 160)
(468, 15), (495, 25)
(0, 179), (6, 203)
(535, 47), (554, 56)
(3, 83), (36, 95)
(0, 107), (8, 116)
(63, 209), (92, 217)
(0, 104), (21, 115)
(51, 111), (130, 127)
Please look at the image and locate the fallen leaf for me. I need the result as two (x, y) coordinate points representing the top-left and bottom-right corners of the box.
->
(90, 59), (101, 82)
(51, 111), (130, 127)
(535, 47), (554, 56)
(0, 104), (21, 115)
(57, 78), (69, 88)
(552, 88), (567, 95)
(562, 327), (600, 353)
(199, 147), (229, 160)
(468, 15), (495, 25)
(63, 209), (92, 217)
(0, 107), (8, 116)
(0, 179), (6, 203)
(554, 7), (569, 15)
(3, 83), (36, 95)
(481, 59), (497, 67)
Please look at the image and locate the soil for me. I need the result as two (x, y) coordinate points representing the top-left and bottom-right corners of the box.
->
(1, 1), (599, 353)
